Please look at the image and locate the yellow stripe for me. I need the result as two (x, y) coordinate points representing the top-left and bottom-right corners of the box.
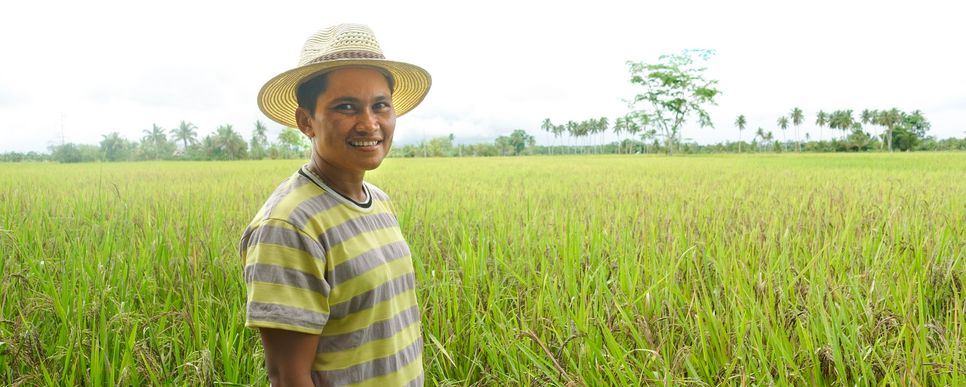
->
(314, 321), (421, 369)
(245, 320), (322, 335)
(306, 200), (393, 233)
(248, 282), (330, 315)
(343, 356), (423, 387)
(329, 227), (405, 266)
(245, 243), (324, 275)
(268, 182), (322, 219)
(329, 258), (414, 303)
(323, 289), (417, 335)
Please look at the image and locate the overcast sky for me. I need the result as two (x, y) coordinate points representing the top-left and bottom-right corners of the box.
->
(2, 0), (964, 153)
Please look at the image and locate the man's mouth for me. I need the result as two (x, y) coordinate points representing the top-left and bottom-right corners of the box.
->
(349, 139), (382, 148)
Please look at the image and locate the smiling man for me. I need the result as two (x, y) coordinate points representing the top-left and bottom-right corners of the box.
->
(241, 24), (431, 386)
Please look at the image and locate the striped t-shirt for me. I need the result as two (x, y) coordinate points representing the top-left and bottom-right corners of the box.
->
(241, 166), (422, 386)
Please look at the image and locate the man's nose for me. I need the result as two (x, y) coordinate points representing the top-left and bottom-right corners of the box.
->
(356, 108), (380, 132)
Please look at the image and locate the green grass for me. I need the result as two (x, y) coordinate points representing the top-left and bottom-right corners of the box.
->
(1, 153), (964, 385)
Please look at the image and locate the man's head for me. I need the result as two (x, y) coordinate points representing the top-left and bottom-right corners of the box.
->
(295, 67), (396, 175)
(257, 24), (430, 129)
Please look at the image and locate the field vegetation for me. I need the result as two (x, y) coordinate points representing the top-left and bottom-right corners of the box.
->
(1, 153), (964, 385)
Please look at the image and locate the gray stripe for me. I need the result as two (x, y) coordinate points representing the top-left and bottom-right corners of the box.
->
(404, 373), (424, 387)
(248, 222), (327, 260)
(318, 305), (420, 353)
(312, 336), (423, 385)
(245, 263), (330, 296)
(262, 176), (314, 216)
(247, 302), (329, 331)
(287, 191), (343, 230)
(322, 212), (399, 248)
(328, 273), (416, 318)
(328, 241), (411, 285)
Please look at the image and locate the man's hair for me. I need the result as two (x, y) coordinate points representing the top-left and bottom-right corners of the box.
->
(296, 69), (396, 115)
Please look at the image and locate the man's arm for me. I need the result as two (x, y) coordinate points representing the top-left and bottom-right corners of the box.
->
(260, 328), (320, 387)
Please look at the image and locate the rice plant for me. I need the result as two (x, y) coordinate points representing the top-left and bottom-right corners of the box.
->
(1, 153), (963, 385)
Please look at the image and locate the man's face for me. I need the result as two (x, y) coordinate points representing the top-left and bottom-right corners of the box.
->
(300, 67), (396, 175)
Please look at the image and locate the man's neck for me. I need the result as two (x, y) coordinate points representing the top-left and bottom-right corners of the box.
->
(308, 158), (367, 202)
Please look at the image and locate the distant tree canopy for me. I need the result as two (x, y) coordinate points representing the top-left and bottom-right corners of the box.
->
(625, 49), (721, 155)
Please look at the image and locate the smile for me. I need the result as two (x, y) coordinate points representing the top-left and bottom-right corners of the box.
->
(349, 140), (382, 147)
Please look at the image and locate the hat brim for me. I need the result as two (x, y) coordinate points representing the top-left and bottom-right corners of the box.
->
(257, 59), (431, 128)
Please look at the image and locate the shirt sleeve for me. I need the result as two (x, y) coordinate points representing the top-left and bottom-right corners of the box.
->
(241, 217), (330, 334)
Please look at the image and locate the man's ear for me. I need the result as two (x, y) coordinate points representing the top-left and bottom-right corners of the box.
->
(295, 107), (314, 137)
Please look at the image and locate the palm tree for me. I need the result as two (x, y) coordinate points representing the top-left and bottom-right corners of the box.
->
(734, 115), (747, 153)
(142, 124), (169, 160)
(597, 116), (609, 154)
(877, 108), (904, 152)
(612, 116), (626, 154)
(565, 121), (578, 153)
(216, 124), (248, 160)
(777, 116), (790, 151)
(828, 110), (855, 141)
(790, 108), (804, 152)
(553, 124), (566, 153)
(754, 127), (766, 151)
(100, 132), (129, 161)
(815, 110), (828, 142)
(171, 120), (198, 151)
(541, 118), (554, 155)
(250, 120), (269, 159)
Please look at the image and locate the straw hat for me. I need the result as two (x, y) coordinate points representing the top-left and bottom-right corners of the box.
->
(258, 24), (431, 128)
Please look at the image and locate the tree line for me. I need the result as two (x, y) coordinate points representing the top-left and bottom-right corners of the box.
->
(2, 121), (313, 163)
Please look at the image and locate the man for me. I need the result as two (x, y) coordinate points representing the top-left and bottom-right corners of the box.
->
(241, 23), (431, 386)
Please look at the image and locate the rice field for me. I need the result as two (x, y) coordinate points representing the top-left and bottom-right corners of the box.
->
(1, 153), (964, 386)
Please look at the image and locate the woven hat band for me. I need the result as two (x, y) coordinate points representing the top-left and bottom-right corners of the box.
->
(307, 50), (386, 64)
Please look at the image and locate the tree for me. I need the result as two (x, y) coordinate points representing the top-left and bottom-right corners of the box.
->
(565, 121), (578, 153)
(597, 116), (609, 154)
(754, 127), (766, 151)
(876, 108), (904, 152)
(790, 107), (804, 152)
(212, 124), (248, 160)
(277, 127), (309, 158)
(100, 132), (133, 161)
(141, 123), (173, 160)
(612, 116), (626, 154)
(508, 129), (535, 155)
(541, 118), (555, 155)
(892, 109), (930, 151)
(815, 110), (828, 142)
(171, 120), (198, 151)
(828, 110), (856, 141)
(777, 116), (790, 151)
(734, 115), (747, 153)
(250, 120), (269, 160)
(625, 49), (721, 155)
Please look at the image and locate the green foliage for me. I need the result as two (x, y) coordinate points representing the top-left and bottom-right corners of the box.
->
(626, 49), (721, 155)
(48, 143), (101, 163)
(100, 132), (135, 161)
(249, 120), (269, 160)
(140, 124), (175, 160)
(276, 127), (309, 159)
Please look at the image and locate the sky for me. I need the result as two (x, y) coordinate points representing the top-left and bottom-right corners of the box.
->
(2, 0), (964, 153)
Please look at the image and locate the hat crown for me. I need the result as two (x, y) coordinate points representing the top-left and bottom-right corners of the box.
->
(298, 24), (386, 66)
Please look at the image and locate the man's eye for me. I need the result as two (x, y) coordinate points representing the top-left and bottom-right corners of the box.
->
(373, 102), (391, 111)
(335, 103), (355, 111)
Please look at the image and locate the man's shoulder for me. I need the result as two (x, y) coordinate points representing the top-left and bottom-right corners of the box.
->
(256, 172), (341, 229)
